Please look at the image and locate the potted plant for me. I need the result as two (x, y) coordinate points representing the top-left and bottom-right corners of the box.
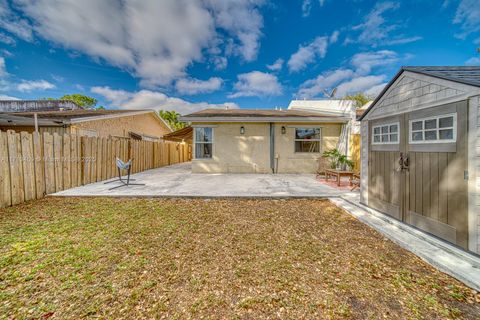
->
(322, 148), (354, 171)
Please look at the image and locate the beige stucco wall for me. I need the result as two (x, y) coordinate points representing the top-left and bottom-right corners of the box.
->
(71, 112), (171, 139)
(192, 123), (271, 173)
(274, 123), (341, 173)
(191, 122), (342, 174)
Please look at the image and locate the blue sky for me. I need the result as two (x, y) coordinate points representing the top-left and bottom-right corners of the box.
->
(0, 0), (478, 114)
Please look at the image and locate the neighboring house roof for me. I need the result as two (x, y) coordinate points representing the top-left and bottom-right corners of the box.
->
(180, 108), (350, 123)
(0, 113), (63, 127)
(0, 109), (173, 132)
(0, 99), (81, 112)
(359, 66), (480, 121)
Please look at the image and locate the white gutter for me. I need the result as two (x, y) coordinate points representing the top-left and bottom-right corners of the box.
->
(179, 116), (349, 123)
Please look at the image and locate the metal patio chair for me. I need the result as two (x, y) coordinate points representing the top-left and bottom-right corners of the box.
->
(104, 157), (145, 190)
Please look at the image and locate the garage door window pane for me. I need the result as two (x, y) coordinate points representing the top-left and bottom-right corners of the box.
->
(425, 130), (437, 140)
(412, 121), (422, 131)
(439, 129), (453, 140)
(390, 134), (398, 142)
(439, 116), (453, 128)
(374, 127), (380, 134)
(390, 125), (398, 133)
(412, 132), (423, 141)
(425, 119), (437, 129)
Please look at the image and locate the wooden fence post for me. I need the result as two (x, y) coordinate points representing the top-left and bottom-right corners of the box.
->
(63, 134), (71, 190)
(0, 131), (11, 208)
(20, 132), (35, 201)
(43, 132), (55, 194)
(7, 130), (24, 205)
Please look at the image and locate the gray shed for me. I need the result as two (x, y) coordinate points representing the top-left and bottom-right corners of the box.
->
(359, 66), (480, 254)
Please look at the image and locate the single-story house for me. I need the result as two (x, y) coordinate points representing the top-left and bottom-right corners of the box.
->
(180, 108), (353, 174)
(288, 99), (364, 170)
(0, 101), (172, 140)
(359, 66), (480, 254)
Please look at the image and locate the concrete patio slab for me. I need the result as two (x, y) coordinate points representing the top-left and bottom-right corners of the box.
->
(53, 162), (353, 198)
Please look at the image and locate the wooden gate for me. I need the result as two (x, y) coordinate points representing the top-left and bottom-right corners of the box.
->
(368, 101), (469, 249)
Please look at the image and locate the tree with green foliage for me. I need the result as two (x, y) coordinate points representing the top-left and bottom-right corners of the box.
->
(158, 110), (186, 131)
(60, 94), (98, 109)
(343, 92), (373, 108)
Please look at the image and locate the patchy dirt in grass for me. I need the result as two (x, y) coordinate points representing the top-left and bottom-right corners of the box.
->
(0, 198), (479, 319)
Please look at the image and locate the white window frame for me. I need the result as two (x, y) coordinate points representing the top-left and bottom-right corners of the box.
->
(294, 127), (321, 153)
(193, 127), (214, 159)
(372, 122), (400, 145)
(409, 113), (457, 144)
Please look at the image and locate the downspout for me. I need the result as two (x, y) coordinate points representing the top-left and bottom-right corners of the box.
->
(270, 123), (275, 173)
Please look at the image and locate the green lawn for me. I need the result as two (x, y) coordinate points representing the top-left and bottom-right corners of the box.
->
(0, 198), (479, 319)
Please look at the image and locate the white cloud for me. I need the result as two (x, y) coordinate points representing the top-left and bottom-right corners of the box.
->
(91, 86), (238, 115)
(287, 36), (329, 72)
(352, 1), (399, 46)
(297, 69), (386, 98)
(0, 32), (15, 45)
(266, 58), (284, 71)
(0, 94), (19, 100)
(175, 77), (223, 95)
(0, 57), (55, 93)
(16, 80), (55, 92)
(297, 69), (353, 98)
(350, 1), (421, 47)
(350, 50), (398, 74)
(0, 0), (33, 41)
(0, 57), (7, 77)
(364, 82), (387, 96)
(296, 49), (400, 98)
(302, 0), (325, 17)
(384, 36), (422, 46)
(453, 0), (480, 40)
(9, 0), (265, 86)
(329, 30), (340, 44)
(205, 0), (265, 61)
(229, 71), (282, 98)
(465, 57), (480, 66)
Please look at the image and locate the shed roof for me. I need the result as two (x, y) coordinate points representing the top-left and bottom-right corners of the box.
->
(359, 66), (480, 120)
(403, 66), (480, 87)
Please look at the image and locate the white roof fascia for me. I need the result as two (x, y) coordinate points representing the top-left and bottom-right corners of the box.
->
(179, 116), (349, 123)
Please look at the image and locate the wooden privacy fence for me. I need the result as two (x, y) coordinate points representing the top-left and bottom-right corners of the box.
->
(0, 130), (191, 208)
